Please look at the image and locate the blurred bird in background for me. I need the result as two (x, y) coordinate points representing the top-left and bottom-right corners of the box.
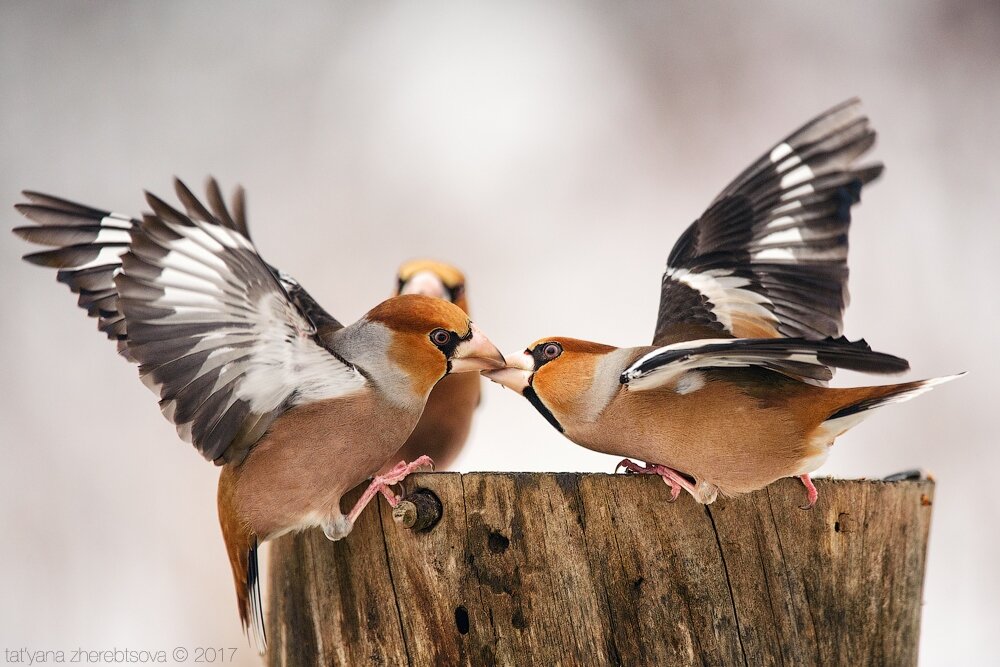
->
(483, 99), (962, 508)
(12, 180), (505, 651)
(390, 259), (480, 471)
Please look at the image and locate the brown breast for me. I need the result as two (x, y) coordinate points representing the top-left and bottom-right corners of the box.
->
(386, 371), (481, 471)
(568, 369), (835, 496)
(227, 389), (421, 539)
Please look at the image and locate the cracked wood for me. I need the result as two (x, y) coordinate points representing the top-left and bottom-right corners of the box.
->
(267, 474), (933, 666)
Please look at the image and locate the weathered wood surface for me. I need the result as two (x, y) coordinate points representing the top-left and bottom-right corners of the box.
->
(267, 474), (934, 666)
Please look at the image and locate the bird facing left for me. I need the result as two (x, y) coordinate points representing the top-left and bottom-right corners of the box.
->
(12, 179), (505, 652)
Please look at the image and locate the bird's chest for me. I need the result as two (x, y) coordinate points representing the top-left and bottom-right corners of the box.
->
(565, 388), (690, 462)
(565, 383), (792, 478)
(233, 391), (422, 534)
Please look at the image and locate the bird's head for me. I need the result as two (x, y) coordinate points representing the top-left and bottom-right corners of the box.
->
(396, 259), (468, 312)
(482, 337), (617, 432)
(365, 294), (503, 397)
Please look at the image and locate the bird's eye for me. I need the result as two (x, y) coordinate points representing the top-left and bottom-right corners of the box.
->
(431, 329), (452, 346)
(541, 343), (562, 360)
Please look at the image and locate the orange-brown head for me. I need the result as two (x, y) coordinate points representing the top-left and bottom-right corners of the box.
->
(366, 294), (503, 397)
(482, 337), (618, 432)
(396, 259), (469, 313)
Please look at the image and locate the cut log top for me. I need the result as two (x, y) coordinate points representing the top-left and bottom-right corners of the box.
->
(267, 474), (934, 666)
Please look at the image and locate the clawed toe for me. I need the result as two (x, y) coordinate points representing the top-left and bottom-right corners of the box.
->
(615, 458), (643, 474)
(346, 456), (437, 524)
(411, 454), (435, 472)
(616, 458), (658, 475)
(798, 474), (818, 510)
(613, 459), (704, 502)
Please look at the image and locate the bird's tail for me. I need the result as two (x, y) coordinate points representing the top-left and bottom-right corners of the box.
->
(218, 469), (266, 654)
(814, 373), (965, 444)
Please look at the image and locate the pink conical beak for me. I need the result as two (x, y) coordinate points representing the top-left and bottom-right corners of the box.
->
(481, 351), (533, 392)
(449, 323), (505, 373)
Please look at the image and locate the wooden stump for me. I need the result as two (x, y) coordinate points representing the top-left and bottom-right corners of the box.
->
(267, 474), (933, 666)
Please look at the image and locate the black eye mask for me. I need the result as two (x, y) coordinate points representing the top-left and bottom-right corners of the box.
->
(529, 342), (562, 370)
(435, 324), (473, 361)
(445, 283), (464, 302)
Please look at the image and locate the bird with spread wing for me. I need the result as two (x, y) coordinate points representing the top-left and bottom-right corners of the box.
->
(483, 99), (961, 508)
(13, 180), (505, 651)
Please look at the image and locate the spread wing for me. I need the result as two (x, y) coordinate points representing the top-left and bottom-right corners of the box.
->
(16, 192), (140, 357)
(653, 98), (883, 347)
(621, 337), (909, 393)
(15, 178), (365, 465)
(15, 179), (254, 359)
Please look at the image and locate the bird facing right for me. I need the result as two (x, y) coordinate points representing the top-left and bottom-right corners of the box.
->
(483, 98), (962, 508)
(12, 179), (506, 651)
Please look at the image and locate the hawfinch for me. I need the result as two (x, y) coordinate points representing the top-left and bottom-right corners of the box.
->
(13, 179), (504, 650)
(391, 260), (479, 470)
(484, 99), (960, 508)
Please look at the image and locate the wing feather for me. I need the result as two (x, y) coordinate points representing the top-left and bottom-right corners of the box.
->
(622, 336), (909, 392)
(654, 99), (882, 353)
(15, 178), (364, 465)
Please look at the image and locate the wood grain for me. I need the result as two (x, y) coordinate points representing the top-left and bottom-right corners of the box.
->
(267, 475), (933, 666)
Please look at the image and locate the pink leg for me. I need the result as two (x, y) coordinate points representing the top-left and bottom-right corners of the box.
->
(346, 455), (435, 524)
(648, 464), (700, 502)
(798, 474), (818, 510)
(614, 458), (698, 502)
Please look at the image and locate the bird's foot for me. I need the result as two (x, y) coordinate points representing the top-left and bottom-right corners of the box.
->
(798, 474), (818, 510)
(615, 458), (652, 475)
(346, 455), (435, 524)
(647, 464), (698, 502)
(614, 458), (695, 502)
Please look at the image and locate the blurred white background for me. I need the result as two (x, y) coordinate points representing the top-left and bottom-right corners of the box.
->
(1, 1), (997, 664)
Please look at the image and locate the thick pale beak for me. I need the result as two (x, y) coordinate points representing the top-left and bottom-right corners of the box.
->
(481, 351), (533, 392)
(399, 271), (447, 300)
(449, 323), (505, 373)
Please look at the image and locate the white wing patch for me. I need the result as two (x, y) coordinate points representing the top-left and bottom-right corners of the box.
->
(666, 267), (778, 334)
(769, 142), (794, 162)
(116, 189), (367, 463)
(654, 99), (880, 347)
(15, 180), (360, 465)
(623, 338), (766, 392)
(236, 291), (365, 413)
(621, 337), (909, 393)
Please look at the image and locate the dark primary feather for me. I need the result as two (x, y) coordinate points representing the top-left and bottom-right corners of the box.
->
(17, 192), (112, 220)
(247, 540), (266, 652)
(14, 224), (119, 246)
(654, 98), (883, 349)
(269, 267), (344, 335)
(14, 178), (361, 466)
(117, 188), (360, 464)
(205, 178), (249, 239)
(12, 178), (251, 359)
(14, 198), (137, 355)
